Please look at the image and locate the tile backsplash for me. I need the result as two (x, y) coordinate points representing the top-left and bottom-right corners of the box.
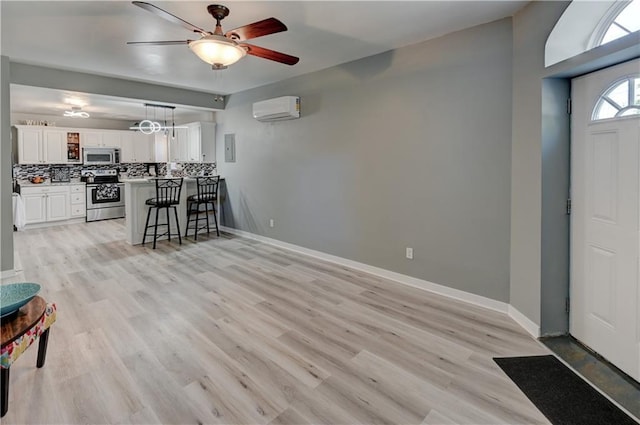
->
(13, 162), (217, 180)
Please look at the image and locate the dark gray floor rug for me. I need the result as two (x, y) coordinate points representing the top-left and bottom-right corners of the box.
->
(494, 355), (638, 425)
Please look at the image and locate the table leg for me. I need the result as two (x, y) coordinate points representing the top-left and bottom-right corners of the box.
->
(1, 367), (9, 417)
(37, 328), (50, 368)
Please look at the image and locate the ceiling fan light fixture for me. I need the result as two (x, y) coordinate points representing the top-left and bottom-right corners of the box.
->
(189, 35), (246, 69)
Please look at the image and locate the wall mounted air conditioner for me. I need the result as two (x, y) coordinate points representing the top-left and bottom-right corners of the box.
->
(252, 96), (300, 122)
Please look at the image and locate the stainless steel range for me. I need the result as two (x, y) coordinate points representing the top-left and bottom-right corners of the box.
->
(81, 169), (125, 222)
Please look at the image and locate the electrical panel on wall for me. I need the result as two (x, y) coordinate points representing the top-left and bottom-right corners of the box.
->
(225, 134), (236, 162)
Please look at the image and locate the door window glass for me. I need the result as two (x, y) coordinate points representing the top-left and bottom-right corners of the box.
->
(592, 76), (640, 121)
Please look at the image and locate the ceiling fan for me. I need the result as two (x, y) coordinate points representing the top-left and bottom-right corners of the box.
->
(127, 1), (299, 70)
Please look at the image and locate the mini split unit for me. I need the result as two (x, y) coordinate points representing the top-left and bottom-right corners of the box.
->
(252, 96), (300, 122)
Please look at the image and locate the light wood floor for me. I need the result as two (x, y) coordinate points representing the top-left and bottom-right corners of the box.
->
(2, 219), (551, 424)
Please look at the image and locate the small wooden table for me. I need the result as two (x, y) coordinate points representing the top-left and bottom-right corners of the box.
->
(0, 296), (56, 417)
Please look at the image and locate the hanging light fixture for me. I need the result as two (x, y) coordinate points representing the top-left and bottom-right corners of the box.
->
(130, 103), (187, 134)
(63, 106), (90, 118)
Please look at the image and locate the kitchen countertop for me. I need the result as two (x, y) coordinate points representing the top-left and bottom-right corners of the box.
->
(18, 179), (84, 187)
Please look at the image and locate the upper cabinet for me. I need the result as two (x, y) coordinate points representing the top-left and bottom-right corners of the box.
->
(81, 131), (103, 148)
(168, 122), (216, 163)
(16, 126), (82, 165)
(102, 132), (122, 149)
(42, 130), (67, 163)
(17, 127), (43, 164)
(168, 127), (189, 162)
(15, 124), (214, 165)
(81, 130), (121, 148)
(121, 131), (154, 163)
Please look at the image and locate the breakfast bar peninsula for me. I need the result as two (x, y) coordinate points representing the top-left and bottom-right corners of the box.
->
(123, 177), (222, 245)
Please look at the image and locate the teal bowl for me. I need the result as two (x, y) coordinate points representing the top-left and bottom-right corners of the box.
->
(0, 283), (41, 318)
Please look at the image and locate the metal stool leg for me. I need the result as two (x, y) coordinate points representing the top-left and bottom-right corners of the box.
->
(205, 201), (211, 234)
(194, 203), (201, 240)
(185, 201), (192, 238)
(152, 207), (160, 249)
(166, 207), (171, 242)
(212, 202), (220, 236)
(173, 206), (182, 244)
(142, 206), (153, 246)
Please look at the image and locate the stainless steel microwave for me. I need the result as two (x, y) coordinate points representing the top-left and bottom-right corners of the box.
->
(83, 147), (120, 165)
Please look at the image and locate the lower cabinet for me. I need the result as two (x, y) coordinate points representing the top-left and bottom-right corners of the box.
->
(69, 184), (87, 217)
(21, 186), (71, 225)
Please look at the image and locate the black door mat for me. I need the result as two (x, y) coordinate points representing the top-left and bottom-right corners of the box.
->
(494, 355), (639, 425)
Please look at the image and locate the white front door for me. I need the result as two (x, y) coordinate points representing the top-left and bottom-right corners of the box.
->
(571, 59), (640, 382)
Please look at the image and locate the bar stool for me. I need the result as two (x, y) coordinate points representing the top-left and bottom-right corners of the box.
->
(185, 176), (220, 240)
(142, 178), (183, 249)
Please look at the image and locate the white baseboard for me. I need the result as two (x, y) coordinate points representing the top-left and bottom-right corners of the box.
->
(0, 269), (16, 279)
(508, 305), (540, 338)
(23, 217), (86, 230)
(221, 226), (510, 315)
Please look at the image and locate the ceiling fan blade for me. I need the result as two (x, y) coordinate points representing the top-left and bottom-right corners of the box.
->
(132, 1), (208, 35)
(127, 40), (191, 46)
(241, 44), (299, 65)
(225, 18), (287, 41)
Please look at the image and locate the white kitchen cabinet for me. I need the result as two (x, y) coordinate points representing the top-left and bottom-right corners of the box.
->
(121, 131), (154, 163)
(16, 125), (160, 165)
(154, 133), (168, 163)
(17, 127), (43, 164)
(120, 132), (135, 162)
(187, 124), (202, 162)
(168, 122), (216, 163)
(195, 122), (216, 163)
(43, 130), (68, 163)
(102, 132), (122, 149)
(69, 184), (86, 218)
(133, 132), (154, 162)
(21, 186), (70, 224)
(21, 192), (47, 223)
(47, 191), (70, 221)
(81, 130), (122, 149)
(168, 128), (189, 162)
(81, 131), (104, 148)
(16, 126), (74, 164)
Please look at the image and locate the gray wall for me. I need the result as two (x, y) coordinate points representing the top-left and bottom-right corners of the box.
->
(218, 19), (514, 302)
(510, 1), (570, 325)
(1, 55), (13, 273)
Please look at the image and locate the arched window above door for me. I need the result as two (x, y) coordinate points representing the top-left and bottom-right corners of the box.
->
(592, 76), (640, 121)
(545, 0), (639, 67)
(591, 0), (640, 47)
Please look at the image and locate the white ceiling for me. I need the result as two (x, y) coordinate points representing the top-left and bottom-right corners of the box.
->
(2, 1), (528, 119)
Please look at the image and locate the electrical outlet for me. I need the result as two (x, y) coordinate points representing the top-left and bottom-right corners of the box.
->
(269, 219), (275, 228)
(406, 247), (413, 259)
